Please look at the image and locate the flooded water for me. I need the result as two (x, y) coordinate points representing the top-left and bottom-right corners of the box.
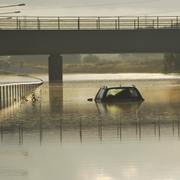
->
(1, 73), (180, 180)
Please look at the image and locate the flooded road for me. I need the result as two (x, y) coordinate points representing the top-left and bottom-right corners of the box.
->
(1, 73), (180, 180)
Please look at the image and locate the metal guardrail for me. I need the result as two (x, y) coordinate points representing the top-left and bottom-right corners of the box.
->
(0, 80), (43, 86)
(0, 80), (43, 109)
(0, 16), (180, 30)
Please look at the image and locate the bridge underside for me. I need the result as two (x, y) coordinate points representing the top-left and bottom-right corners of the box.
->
(0, 29), (180, 54)
(1, 29), (180, 83)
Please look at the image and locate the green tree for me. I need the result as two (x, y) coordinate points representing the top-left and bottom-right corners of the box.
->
(164, 53), (176, 73)
(174, 54), (180, 71)
(83, 54), (100, 64)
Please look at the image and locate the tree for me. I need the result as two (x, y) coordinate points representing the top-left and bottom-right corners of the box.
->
(174, 54), (180, 71)
(63, 54), (82, 64)
(164, 53), (175, 73)
(163, 53), (180, 73)
(83, 54), (100, 64)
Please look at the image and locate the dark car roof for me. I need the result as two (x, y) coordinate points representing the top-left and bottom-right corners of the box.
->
(101, 86), (136, 90)
(95, 85), (144, 103)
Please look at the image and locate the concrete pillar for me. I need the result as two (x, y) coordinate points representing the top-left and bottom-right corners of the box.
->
(48, 54), (63, 83)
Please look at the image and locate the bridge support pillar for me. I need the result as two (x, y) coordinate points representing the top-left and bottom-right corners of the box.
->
(48, 54), (63, 83)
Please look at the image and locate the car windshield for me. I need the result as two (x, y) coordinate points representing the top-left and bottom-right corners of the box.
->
(106, 88), (139, 99)
(106, 89), (124, 97)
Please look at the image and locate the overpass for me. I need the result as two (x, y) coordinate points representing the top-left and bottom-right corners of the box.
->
(0, 16), (180, 82)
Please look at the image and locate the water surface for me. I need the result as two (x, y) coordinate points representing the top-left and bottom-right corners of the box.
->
(0, 73), (180, 180)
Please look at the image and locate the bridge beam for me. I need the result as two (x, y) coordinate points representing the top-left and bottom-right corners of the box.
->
(48, 54), (63, 83)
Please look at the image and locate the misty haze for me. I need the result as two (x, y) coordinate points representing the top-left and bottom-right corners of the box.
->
(0, 1), (180, 180)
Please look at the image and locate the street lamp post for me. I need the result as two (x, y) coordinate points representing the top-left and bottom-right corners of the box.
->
(0, 3), (25, 8)
(0, 3), (25, 14)
(0, 3), (25, 29)
(0, 11), (21, 15)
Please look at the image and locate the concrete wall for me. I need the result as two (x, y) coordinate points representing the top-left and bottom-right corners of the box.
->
(0, 29), (180, 55)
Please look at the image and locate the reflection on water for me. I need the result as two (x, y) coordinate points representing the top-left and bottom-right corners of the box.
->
(49, 84), (63, 113)
(96, 102), (142, 115)
(1, 76), (180, 180)
(2, 82), (180, 144)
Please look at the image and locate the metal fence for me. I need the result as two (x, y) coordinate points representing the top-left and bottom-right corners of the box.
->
(0, 16), (180, 30)
(0, 81), (43, 109)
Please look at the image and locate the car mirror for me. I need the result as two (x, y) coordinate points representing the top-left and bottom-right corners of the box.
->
(87, 98), (93, 102)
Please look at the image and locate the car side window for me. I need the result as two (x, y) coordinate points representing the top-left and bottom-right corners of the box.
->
(96, 88), (106, 99)
(129, 88), (138, 97)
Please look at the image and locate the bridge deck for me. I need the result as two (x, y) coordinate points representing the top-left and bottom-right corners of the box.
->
(0, 16), (180, 30)
(0, 29), (180, 55)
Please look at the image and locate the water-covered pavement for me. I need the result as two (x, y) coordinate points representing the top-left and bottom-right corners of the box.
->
(0, 73), (180, 180)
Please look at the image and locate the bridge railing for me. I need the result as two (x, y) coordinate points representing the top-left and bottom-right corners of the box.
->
(0, 16), (180, 30)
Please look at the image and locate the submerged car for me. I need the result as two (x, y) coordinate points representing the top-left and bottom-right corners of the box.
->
(88, 85), (144, 103)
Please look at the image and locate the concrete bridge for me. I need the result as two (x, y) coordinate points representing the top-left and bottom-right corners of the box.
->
(0, 16), (180, 82)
